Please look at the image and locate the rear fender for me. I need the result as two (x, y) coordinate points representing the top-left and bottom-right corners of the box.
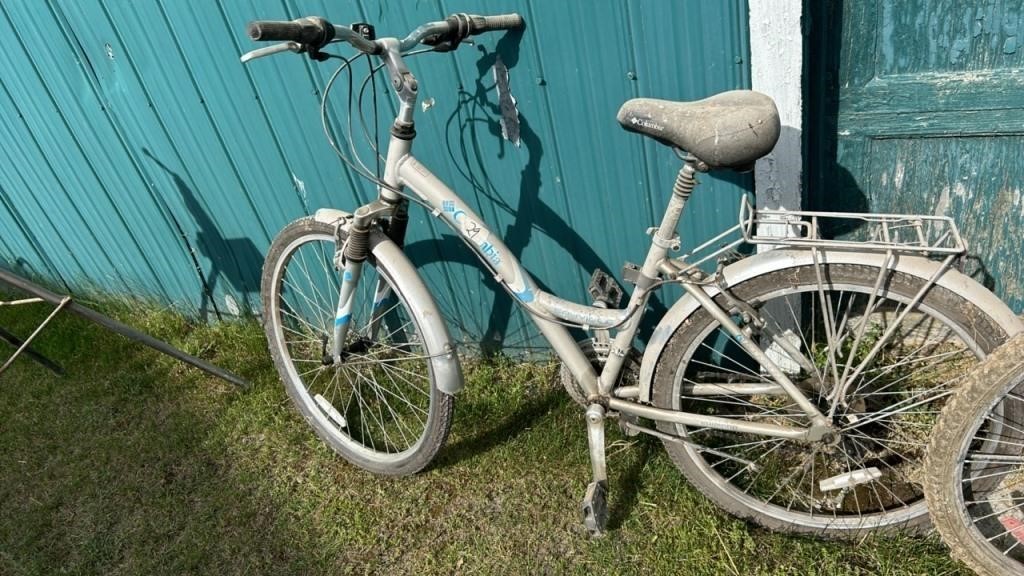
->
(637, 249), (1023, 403)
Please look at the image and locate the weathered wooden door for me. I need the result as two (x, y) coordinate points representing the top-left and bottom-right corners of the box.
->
(810, 0), (1024, 310)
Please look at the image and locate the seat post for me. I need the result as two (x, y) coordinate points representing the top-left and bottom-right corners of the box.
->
(672, 154), (705, 200)
(649, 154), (705, 250)
(616, 156), (704, 351)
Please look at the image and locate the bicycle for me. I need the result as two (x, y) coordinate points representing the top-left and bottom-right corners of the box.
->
(241, 12), (1024, 537)
(924, 334), (1024, 575)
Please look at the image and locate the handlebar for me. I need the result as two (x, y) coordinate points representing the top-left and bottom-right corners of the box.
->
(246, 17), (332, 45)
(246, 16), (381, 55)
(243, 12), (524, 61)
(464, 13), (524, 34)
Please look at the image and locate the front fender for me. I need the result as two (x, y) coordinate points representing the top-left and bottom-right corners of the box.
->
(637, 249), (1023, 403)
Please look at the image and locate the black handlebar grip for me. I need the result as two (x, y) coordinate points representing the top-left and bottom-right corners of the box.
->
(466, 13), (525, 34)
(246, 17), (335, 46)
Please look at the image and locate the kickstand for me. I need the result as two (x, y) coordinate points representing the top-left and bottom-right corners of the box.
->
(581, 403), (609, 536)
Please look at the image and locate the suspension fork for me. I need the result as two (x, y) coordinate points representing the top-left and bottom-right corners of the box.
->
(332, 199), (409, 358)
(332, 217), (370, 360)
(367, 202), (409, 340)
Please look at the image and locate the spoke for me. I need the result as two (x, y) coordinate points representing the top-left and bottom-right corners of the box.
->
(1003, 539), (1023, 557)
(846, 435), (913, 509)
(298, 364), (328, 378)
(811, 253), (843, 388)
(291, 245), (336, 330)
(344, 355), (431, 393)
(969, 499), (1024, 524)
(970, 436), (1024, 451)
(282, 274), (332, 332)
(851, 344), (967, 400)
(965, 456), (1024, 465)
(360, 299), (406, 338)
(779, 293), (824, 384)
(679, 381), (806, 425)
(354, 369), (414, 449)
(834, 438), (869, 515)
(702, 435), (797, 452)
(303, 241), (342, 324)
(962, 467), (1024, 483)
(845, 430), (925, 451)
(281, 308), (328, 340)
(354, 370), (396, 450)
(841, 385), (953, 432)
(986, 521), (1024, 543)
(365, 363), (430, 417)
(985, 414), (1024, 439)
(767, 447), (816, 506)
(967, 496), (1024, 506)
(859, 345), (966, 377)
(337, 353), (438, 367)
(725, 436), (788, 488)
(694, 338), (777, 383)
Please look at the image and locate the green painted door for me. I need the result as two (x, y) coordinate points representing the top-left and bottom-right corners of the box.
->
(810, 0), (1024, 310)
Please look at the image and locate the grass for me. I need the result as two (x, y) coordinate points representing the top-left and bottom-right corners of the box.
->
(0, 299), (971, 575)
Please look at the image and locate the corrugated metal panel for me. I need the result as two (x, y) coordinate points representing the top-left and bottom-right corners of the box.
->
(0, 0), (750, 348)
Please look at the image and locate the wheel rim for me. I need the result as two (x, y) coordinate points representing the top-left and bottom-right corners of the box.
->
(269, 232), (435, 463)
(955, 382), (1024, 569)
(668, 280), (984, 529)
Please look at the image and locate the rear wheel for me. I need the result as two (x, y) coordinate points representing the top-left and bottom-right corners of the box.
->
(924, 334), (1024, 576)
(261, 217), (454, 476)
(652, 263), (1008, 538)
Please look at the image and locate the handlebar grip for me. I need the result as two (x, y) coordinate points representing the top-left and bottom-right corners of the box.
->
(246, 17), (335, 46)
(466, 13), (525, 34)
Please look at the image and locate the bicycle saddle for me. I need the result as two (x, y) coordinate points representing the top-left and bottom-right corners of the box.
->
(616, 90), (780, 170)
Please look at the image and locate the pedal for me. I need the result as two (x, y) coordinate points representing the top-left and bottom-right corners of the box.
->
(581, 480), (608, 536)
(587, 269), (623, 308)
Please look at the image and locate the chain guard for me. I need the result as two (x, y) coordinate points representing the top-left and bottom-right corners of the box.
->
(559, 339), (642, 407)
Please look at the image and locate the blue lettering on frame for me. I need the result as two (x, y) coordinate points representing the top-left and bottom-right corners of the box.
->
(480, 241), (501, 266)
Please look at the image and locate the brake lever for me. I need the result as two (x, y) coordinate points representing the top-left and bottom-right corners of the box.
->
(240, 41), (303, 63)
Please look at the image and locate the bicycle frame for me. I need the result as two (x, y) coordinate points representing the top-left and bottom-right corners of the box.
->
(244, 14), (1024, 536)
(326, 37), (981, 446)
(315, 40), (841, 444)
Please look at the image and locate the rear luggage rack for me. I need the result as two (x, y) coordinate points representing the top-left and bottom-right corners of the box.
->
(738, 195), (965, 255)
(663, 195), (966, 279)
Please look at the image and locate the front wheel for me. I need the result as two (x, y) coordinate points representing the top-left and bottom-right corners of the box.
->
(261, 217), (454, 476)
(924, 334), (1024, 575)
(652, 263), (1010, 538)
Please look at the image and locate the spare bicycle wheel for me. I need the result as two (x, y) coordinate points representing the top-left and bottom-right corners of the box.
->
(925, 334), (1024, 575)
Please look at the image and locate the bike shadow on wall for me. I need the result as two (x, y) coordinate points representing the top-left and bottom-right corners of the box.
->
(400, 27), (670, 356)
(142, 149), (262, 320)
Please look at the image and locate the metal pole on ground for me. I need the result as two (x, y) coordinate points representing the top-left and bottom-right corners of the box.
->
(0, 268), (250, 389)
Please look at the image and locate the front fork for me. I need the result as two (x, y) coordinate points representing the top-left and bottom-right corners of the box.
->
(331, 201), (409, 360)
(332, 249), (365, 361)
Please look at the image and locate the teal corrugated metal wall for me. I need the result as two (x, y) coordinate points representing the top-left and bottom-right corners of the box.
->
(0, 0), (750, 350)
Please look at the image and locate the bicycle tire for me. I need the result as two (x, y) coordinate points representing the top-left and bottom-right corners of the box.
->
(651, 263), (1009, 538)
(261, 217), (454, 476)
(924, 334), (1024, 575)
